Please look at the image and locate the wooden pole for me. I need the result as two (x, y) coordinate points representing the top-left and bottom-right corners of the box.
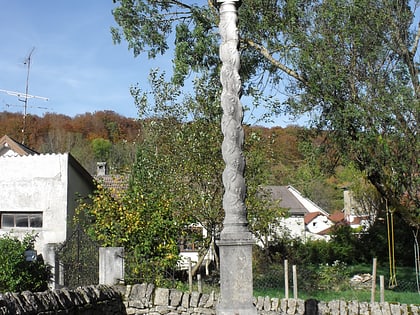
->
(197, 274), (202, 293)
(188, 257), (193, 293)
(380, 275), (385, 303)
(371, 258), (377, 303)
(293, 265), (298, 299)
(284, 260), (289, 299)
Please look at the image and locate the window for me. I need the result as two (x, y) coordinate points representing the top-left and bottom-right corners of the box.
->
(1, 213), (42, 228)
(179, 226), (203, 252)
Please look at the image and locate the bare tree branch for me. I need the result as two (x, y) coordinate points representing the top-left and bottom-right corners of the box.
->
(245, 39), (308, 85)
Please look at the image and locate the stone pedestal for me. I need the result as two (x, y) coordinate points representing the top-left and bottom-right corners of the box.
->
(217, 236), (256, 315)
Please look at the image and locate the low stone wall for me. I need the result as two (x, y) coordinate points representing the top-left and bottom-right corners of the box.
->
(1, 284), (419, 315)
(120, 283), (420, 315)
(0, 285), (125, 315)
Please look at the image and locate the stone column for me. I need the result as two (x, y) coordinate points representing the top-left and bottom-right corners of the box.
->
(216, 1), (256, 315)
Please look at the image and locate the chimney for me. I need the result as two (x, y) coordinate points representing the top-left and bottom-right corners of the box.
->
(97, 162), (107, 176)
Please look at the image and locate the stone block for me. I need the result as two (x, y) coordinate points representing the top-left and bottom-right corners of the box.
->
(256, 296), (264, 310)
(347, 300), (359, 315)
(263, 296), (272, 311)
(198, 293), (209, 307)
(154, 288), (170, 306)
(280, 298), (288, 313)
(190, 291), (201, 308)
(271, 297), (279, 311)
(169, 289), (183, 307)
(193, 307), (216, 315)
(181, 292), (190, 308)
(130, 283), (148, 301)
(390, 303), (402, 315)
(287, 299), (297, 315)
(371, 302), (382, 315)
(296, 299), (304, 315)
(204, 291), (216, 308)
(317, 301), (328, 315)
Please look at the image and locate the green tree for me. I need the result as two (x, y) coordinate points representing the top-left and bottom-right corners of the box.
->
(0, 234), (51, 292)
(131, 70), (284, 274)
(91, 137), (112, 162)
(111, 0), (419, 252)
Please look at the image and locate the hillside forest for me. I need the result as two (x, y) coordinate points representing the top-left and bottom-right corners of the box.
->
(0, 109), (343, 211)
(1, 109), (416, 275)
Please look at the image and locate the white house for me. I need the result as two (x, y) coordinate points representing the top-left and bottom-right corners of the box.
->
(265, 185), (333, 241)
(0, 135), (94, 281)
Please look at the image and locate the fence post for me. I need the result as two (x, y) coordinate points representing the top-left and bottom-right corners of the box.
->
(293, 265), (298, 299)
(380, 275), (385, 303)
(197, 274), (202, 293)
(284, 260), (289, 299)
(371, 257), (377, 303)
(188, 257), (193, 293)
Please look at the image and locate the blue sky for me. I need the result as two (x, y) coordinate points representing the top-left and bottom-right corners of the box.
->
(0, 1), (303, 127)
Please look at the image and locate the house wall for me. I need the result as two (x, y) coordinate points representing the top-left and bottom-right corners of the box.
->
(276, 216), (305, 239)
(306, 215), (332, 235)
(66, 156), (94, 235)
(0, 154), (69, 253)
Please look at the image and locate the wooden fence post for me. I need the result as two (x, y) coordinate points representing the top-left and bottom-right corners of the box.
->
(371, 258), (377, 303)
(293, 265), (298, 299)
(197, 274), (202, 293)
(380, 275), (385, 303)
(284, 260), (289, 299)
(188, 258), (193, 293)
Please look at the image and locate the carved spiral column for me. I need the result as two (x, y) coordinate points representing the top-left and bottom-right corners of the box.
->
(216, 1), (256, 315)
(218, 0), (249, 238)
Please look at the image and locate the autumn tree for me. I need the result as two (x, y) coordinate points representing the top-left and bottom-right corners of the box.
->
(130, 70), (285, 273)
(111, 0), (419, 252)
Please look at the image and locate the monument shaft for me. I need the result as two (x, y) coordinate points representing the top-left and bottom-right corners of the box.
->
(216, 1), (256, 314)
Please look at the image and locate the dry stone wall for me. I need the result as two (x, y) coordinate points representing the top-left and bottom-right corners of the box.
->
(120, 283), (420, 315)
(0, 284), (419, 315)
(0, 285), (124, 315)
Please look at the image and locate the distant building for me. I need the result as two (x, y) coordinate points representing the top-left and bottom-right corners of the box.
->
(265, 185), (333, 241)
(0, 135), (94, 287)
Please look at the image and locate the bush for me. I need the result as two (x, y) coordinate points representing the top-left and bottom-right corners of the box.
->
(0, 233), (51, 292)
(317, 260), (350, 291)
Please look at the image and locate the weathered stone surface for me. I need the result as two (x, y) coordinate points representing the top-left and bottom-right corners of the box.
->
(198, 293), (209, 308)
(347, 300), (359, 315)
(280, 298), (288, 313)
(154, 288), (170, 306)
(296, 299), (304, 315)
(256, 296), (264, 310)
(190, 291), (201, 308)
(287, 299), (297, 315)
(390, 303), (402, 315)
(271, 297), (279, 311)
(181, 292), (190, 309)
(169, 289), (183, 307)
(130, 283), (148, 301)
(0, 284), (417, 315)
(204, 291), (216, 308)
(263, 296), (271, 311)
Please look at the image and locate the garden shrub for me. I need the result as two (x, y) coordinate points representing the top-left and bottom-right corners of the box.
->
(0, 233), (51, 292)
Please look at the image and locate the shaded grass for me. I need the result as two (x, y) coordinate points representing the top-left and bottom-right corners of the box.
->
(253, 288), (420, 305)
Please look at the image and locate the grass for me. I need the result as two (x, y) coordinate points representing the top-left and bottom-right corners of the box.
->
(175, 282), (419, 305)
(174, 264), (420, 305)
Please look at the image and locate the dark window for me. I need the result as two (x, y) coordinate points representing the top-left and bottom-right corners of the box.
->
(179, 226), (203, 252)
(1, 213), (43, 228)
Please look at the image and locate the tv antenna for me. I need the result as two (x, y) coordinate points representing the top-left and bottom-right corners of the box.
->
(0, 47), (49, 144)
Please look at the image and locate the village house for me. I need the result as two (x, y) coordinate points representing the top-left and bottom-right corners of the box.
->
(0, 135), (94, 281)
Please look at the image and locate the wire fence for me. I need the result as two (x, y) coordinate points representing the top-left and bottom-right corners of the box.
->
(253, 263), (420, 293)
(180, 260), (420, 304)
(251, 261), (420, 304)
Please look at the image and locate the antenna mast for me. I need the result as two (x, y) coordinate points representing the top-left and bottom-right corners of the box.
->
(22, 47), (35, 144)
(0, 47), (49, 144)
